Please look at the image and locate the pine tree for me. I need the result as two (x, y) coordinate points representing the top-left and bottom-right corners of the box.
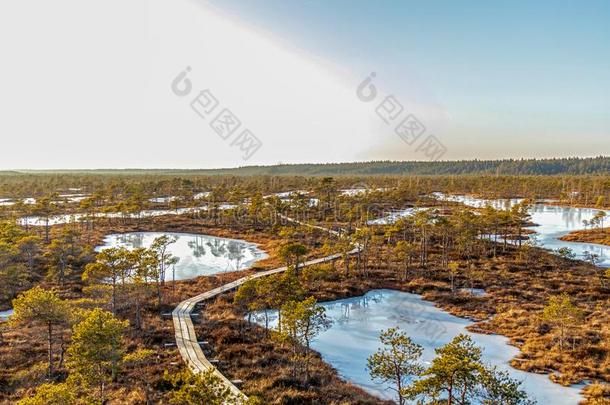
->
(66, 308), (128, 402)
(367, 327), (424, 405)
(12, 287), (71, 377)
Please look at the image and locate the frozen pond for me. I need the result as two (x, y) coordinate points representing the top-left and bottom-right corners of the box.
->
(0, 309), (13, 321)
(340, 188), (369, 196)
(269, 190), (309, 199)
(431, 193), (525, 210)
(194, 191), (211, 199)
(266, 191), (319, 207)
(18, 204), (238, 227)
(57, 193), (90, 203)
(367, 207), (430, 225)
(1, 195), (89, 206)
(253, 289), (583, 404)
(149, 196), (179, 203)
(432, 193), (610, 266)
(340, 187), (388, 197)
(527, 203), (609, 266)
(98, 232), (268, 281)
(0, 197), (36, 206)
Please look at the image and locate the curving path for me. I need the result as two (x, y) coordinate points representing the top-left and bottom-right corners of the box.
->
(172, 216), (357, 401)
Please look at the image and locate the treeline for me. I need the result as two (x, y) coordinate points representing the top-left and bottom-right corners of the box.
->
(13, 156), (610, 176)
(202, 156), (610, 176)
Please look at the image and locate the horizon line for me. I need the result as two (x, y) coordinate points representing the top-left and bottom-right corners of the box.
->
(4, 155), (608, 172)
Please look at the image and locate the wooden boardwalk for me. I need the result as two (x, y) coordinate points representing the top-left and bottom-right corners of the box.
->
(172, 217), (357, 401)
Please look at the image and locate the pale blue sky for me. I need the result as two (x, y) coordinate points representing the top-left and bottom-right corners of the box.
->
(209, 0), (609, 114)
(0, 0), (608, 168)
(207, 0), (610, 158)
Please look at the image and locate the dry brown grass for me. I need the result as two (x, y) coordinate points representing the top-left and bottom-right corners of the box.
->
(199, 243), (610, 404)
(3, 213), (609, 403)
(560, 229), (610, 247)
(1, 214), (336, 403)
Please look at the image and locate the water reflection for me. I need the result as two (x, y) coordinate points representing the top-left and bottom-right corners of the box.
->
(97, 232), (267, 281)
(18, 205), (238, 227)
(432, 193), (610, 266)
(252, 290), (583, 404)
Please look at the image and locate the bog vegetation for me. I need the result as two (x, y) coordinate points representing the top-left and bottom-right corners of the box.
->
(0, 169), (608, 404)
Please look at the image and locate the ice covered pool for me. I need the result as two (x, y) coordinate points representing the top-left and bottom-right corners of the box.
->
(98, 232), (268, 281)
(253, 289), (584, 404)
(431, 193), (610, 267)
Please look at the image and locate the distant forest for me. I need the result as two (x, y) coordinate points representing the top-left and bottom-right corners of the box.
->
(18, 156), (610, 176)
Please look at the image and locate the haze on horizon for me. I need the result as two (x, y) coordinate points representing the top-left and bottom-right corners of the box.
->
(0, 0), (608, 170)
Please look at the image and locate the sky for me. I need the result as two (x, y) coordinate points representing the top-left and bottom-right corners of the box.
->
(0, 0), (608, 169)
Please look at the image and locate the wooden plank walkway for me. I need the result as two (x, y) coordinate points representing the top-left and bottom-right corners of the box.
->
(172, 216), (357, 401)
